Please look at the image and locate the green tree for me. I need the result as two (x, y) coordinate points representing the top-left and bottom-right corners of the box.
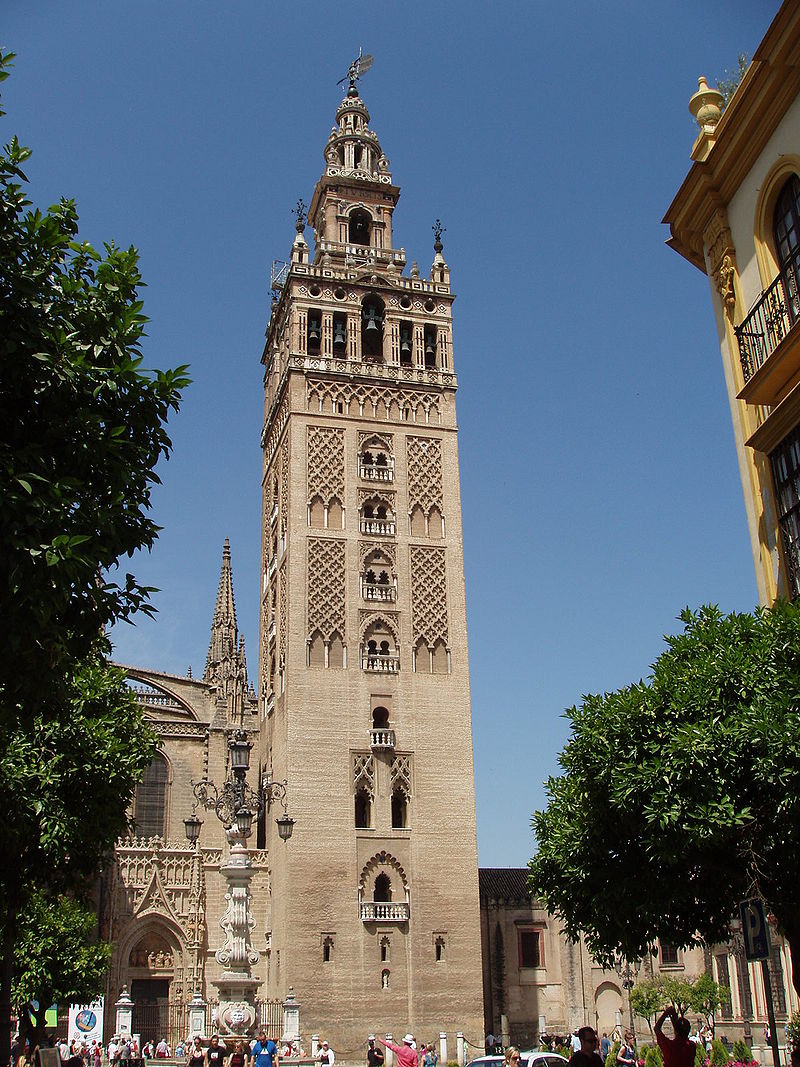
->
(529, 603), (800, 1002)
(689, 974), (729, 1037)
(717, 54), (750, 107)
(13, 890), (111, 1050)
(0, 50), (187, 1060)
(630, 979), (667, 1034)
(0, 47), (188, 728)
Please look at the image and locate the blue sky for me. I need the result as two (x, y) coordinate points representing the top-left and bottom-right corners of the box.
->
(4, 1), (775, 866)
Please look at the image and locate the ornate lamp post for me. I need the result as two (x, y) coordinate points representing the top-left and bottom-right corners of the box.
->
(184, 730), (295, 1038)
(615, 957), (639, 1040)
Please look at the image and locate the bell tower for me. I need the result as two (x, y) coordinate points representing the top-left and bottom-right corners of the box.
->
(258, 68), (483, 1047)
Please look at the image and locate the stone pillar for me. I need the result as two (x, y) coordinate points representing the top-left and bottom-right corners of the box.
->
(500, 1016), (510, 1050)
(439, 1034), (447, 1065)
(115, 987), (133, 1039)
(457, 1033), (465, 1067)
(538, 1018), (546, 1043)
(322, 313), (333, 358)
(311, 1036), (319, 1058)
(188, 989), (207, 1039)
(212, 834), (259, 1036)
(282, 987), (300, 1044)
(385, 1035), (394, 1067)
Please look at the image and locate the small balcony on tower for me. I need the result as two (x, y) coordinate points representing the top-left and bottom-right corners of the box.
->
(362, 626), (400, 674)
(360, 498), (395, 537)
(361, 570), (397, 603)
(370, 705), (395, 751)
(359, 901), (410, 922)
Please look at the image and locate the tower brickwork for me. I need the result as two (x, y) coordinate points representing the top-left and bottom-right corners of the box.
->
(257, 80), (484, 1046)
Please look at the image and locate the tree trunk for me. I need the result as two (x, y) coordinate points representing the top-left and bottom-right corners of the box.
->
(0, 909), (16, 1067)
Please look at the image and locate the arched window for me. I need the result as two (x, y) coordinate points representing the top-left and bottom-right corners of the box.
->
(374, 872), (392, 902)
(308, 631), (325, 667)
(134, 754), (168, 838)
(349, 208), (372, 246)
(355, 789), (371, 829)
(391, 790), (408, 829)
(773, 174), (800, 324)
(372, 705), (390, 729)
(361, 296), (385, 363)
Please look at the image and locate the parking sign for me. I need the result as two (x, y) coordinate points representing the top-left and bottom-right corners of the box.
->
(740, 898), (770, 961)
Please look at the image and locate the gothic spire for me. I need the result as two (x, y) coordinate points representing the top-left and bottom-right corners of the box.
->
(204, 538), (238, 684)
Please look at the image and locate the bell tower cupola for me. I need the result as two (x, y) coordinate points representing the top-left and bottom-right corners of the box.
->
(308, 82), (403, 271)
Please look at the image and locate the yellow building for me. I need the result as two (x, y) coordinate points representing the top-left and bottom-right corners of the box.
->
(664, 0), (800, 604)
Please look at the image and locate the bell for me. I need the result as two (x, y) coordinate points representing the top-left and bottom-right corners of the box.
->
(333, 321), (347, 346)
(308, 318), (321, 342)
(400, 332), (412, 354)
(425, 338), (436, 358)
(364, 307), (382, 332)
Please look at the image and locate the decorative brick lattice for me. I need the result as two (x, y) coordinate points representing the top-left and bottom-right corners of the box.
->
(407, 437), (443, 516)
(307, 380), (441, 425)
(353, 753), (375, 797)
(390, 755), (412, 798)
(279, 561), (288, 657)
(307, 539), (346, 639)
(410, 546), (448, 646)
(308, 426), (345, 504)
(281, 438), (290, 515)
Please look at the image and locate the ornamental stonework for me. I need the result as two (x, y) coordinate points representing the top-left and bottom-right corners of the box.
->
(353, 753), (375, 798)
(307, 538), (346, 639)
(390, 754), (412, 797)
(410, 546), (448, 646)
(279, 560), (288, 657)
(307, 379), (442, 425)
(308, 426), (345, 503)
(703, 207), (738, 319)
(407, 437), (443, 515)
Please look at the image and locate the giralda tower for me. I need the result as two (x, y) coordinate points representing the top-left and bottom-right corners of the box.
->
(257, 66), (484, 1047)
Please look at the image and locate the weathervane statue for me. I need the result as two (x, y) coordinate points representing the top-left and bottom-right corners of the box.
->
(338, 47), (374, 91)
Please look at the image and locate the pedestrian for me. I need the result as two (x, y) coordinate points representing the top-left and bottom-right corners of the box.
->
(250, 1031), (278, 1067)
(568, 1029), (604, 1067)
(616, 1035), (636, 1067)
(229, 1040), (247, 1067)
(317, 1043), (334, 1067)
(655, 1008), (694, 1067)
(571, 1034), (582, 1056)
(504, 1049), (521, 1067)
(376, 1035), (416, 1067)
(367, 1041), (384, 1067)
(423, 1046), (437, 1067)
(156, 1042), (169, 1061)
(206, 1036), (228, 1067)
(600, 1035), (610, 1060)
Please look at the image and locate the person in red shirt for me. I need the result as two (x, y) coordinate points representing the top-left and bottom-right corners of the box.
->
(376, 1035), (418, 1067)
(655, 1007), (696, 1067)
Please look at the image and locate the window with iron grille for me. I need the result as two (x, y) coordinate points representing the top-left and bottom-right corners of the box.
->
(769, 426), (800, 599)
(660, 941), (679, 967)
(134, 754), (168, 838)
(518, 929), (542, 969)
(774, 174), (800, 327)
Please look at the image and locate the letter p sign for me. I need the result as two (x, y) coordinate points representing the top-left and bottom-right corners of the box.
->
(739, 898), (769, 961)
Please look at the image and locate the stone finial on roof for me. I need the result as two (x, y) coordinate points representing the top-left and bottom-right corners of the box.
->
(689, 76), (724, 131)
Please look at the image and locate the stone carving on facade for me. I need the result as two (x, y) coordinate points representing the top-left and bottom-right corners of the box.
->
(390, 755), (412, 798)
(358, 609), (400, 644)
(307, 426), (345, 503)
(353, 753), (375, 798)
(359, 540), (396, 568)
(279, 561), (288, 658)
(307, 379), (443, 424)
(407, 437), (443, 515)
(262, 397), (289, 467)
(307, 538), (346, 639)
(216, 880), (259, 967)
(410, 546), (449, 645)
(703, 207), (739, 319)
(153, 720), (209, 740)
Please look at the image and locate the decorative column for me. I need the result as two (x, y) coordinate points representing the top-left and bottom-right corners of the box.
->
(439, 1034), (447, 1065)
(213, 828), (259, 1037)
(282, 987), (300, 1045)
(457, 1032), (465, 1067)
(115, 987), (133, 1039)
(188, 989), (207, 1039)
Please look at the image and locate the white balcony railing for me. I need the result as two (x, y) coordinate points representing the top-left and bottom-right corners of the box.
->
(360, 901), (410, 922)
(361, 581), (396, 602)
(370, 728), (395, 750)
(362, 654), (400, 673)
(360, 519), (395, 537)
(360, 464), (393, 482)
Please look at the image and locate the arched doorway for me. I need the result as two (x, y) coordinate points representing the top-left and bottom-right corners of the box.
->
(127, 930), (181, 1044)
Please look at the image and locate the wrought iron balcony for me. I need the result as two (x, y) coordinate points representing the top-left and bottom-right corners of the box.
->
(736, 266), (800, 382)
(360, 901), (410, 922)
(370, 728), (395, 751)
(362, 654), (400, 673)
(360, 463), (393, 482)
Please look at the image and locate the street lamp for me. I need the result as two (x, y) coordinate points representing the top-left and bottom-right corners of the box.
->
(188, 729), (295, 841)
(183, 812), (203, 846)
(615, 957), (639, 1040)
